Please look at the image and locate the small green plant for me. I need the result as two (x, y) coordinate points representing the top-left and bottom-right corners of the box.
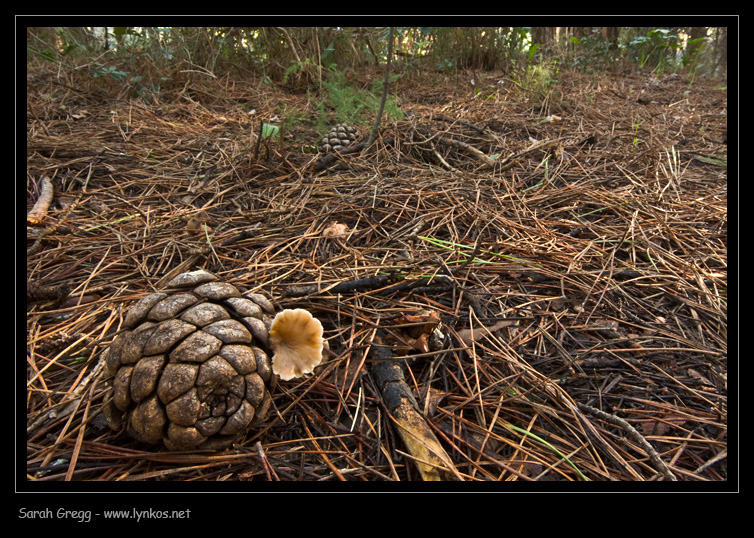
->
(261, 122), (279, 140)
(283, 57), (318, 85)
(527, 42), (540, 63)
(684, 36), (708, 84)
(90, 63), (163, 100)
(91, 64), (130, 82)
(522, 62), (559, 97)
(313, 68), (402, 131)
(435, 57), (453, 73)
(568, 32), (618, 73)
(501, 421), (589, 481)
(631, 119), (642, 151)
(628, 28), (680, 71)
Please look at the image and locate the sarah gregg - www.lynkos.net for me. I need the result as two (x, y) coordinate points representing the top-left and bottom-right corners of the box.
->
(19, 507), (191, 523)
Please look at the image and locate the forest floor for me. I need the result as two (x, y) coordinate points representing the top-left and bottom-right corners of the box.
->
(25, 64), (728, 483)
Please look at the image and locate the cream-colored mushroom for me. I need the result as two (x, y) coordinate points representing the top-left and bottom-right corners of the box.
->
(268, 309), (324, 381)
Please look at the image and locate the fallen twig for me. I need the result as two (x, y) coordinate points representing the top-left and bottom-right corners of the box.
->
(27, 176), (54, 225)
(577, 402), (678, 481)
(369, 331), (460, 481)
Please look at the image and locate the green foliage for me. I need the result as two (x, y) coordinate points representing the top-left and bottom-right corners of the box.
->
(319, 39), (337, 70)
(89, 62), (165, 100)
(283, 58), (316, 84)
(312, 68), (402, 131)
(627, 28), (681, 71)
(25, 26), (727, 94)
(261, 123), (279, 140)
(27, 28), (88, 63)
(567, 31), (618, 73)
(427, 27), (530, 72)
(683, 36), (708, 84)
(525, 62), (559, 94)
(276, 103), (308, 137)
(527, 43), (540, 63)
(91, 64), (129, 81)
(436, 57), (454, 73)
(683, 37), (707, 67)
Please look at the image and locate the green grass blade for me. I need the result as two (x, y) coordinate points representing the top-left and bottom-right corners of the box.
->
(502, 422), (589, 481)
(417, 235), (541, 267)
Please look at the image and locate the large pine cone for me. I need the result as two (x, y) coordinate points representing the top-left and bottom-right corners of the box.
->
(319, 123), (360, 153)
(103, 270), (277, 451)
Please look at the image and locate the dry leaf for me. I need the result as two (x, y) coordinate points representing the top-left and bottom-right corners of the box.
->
(386, 310), (443, 355)
(687, 368), (714, 388)
(186, 218), (211, 236)
(455, 320), (514, 345)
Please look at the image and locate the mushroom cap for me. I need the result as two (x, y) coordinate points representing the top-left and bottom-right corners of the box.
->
(268, 309), (324, 381)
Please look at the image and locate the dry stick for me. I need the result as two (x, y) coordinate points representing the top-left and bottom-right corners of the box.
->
(300, 415), (346, 481)
(438, 136), (496, 167)
(27, 185), (86, 256)
(543, 383), (644, 480)
(369, 331), (460, 481)
(252, 118), (264, 162)
(27, 175), (54, 225)
(283, 271), (452, 298)
(309, 139), (369, 173)
(28, 102), (50, 136)
(496, 136), (572, 172)
(432, 115), (487, 135)
(433, 148), (460, 173)
(362, 26), (394, 153)
(694, 448), (727, 476)
(65, 378), (99, 481)
(284, 274), (390, 297)
(576, 402), (678, 481)
(255, 441), (280, 481)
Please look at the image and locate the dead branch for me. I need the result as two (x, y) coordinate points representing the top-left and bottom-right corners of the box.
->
(369, 331), (460, 481)
(577, 402), (678, 481)
(27, 176), (54, 225)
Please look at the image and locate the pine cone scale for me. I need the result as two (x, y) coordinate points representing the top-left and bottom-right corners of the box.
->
(129, 355), (166, 402)
(143, 320), (196, 356)
(202, 320), (252, 344)
(319, 123), (360, 153)
(118, 327), (157, 365)
(218, 344), (257, 375)
(169, 331), (222, 362)
(157, 363), (199, 404)
(130, 395), (167, 444)
(244, 373), (266, 406)
(148, 294), (199, 321)
(219, 400), (255, 436)
(180, 303), (230, 326)
(166, 389), (201, 426)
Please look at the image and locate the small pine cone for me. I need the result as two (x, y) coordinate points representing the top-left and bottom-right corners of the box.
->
(318, 123), (360, 153)
(103, 270), (278, 451)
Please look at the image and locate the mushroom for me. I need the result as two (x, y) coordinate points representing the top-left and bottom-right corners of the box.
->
(322, 221), (348, 238)
(268, 309), (324, 381)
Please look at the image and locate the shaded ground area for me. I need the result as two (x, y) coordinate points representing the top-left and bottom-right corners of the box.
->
(26, 65), (727, 481)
